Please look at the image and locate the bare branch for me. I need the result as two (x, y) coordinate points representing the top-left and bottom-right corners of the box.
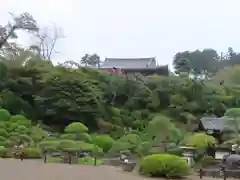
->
(30, 23), (64, 61)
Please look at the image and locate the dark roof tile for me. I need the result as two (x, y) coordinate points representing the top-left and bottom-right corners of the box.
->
(200, 116), (232, 131)
(100, 57), (157, 69)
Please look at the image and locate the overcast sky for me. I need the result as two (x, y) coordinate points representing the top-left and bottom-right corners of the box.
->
(1, 0), (240, 68)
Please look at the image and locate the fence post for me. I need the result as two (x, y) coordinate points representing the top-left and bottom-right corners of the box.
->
(43, 149), (47, 163)
(199, 168), (203, 179)
(44, 154), (47, 163)
(223, 167), (227, 180)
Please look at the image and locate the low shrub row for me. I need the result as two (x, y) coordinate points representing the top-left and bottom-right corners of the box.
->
(47, 156), (104, 165)
(0, 146), (41, 159)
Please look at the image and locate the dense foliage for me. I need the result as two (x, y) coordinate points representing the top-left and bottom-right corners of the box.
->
(3, 11), (240, 177)
(140, 154), (190, 178)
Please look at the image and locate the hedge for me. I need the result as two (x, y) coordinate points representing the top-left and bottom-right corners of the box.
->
(23, 148), (42, 159)
(0, 146), (7, 157)
(139, 154), (190, 178)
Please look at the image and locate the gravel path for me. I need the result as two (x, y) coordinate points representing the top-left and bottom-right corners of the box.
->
(0, 159), (233, 180)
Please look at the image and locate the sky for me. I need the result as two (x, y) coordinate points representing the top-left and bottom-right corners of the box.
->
(1, 0), (240, 68)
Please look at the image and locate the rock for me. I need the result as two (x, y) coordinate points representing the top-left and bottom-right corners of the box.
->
(121, 161), (136, 172)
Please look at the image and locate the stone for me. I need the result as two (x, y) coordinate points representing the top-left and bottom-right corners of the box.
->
(221, 154), (240, 170)
(121, 161), (136, 172)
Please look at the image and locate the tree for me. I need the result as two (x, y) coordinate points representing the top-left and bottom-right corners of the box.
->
(80, 53), (100, 67)
(173, 52), (191, 74)
(224, 108), (240, 147)
(173, 49), (219, 77)
(30, 24), (64, 61)
(146, 115), (179, 152)
(0, 12), (38, 58)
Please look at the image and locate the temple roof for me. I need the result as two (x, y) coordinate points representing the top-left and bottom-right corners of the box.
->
(100, 57), (158, 69)
(200, 116), (232, 131)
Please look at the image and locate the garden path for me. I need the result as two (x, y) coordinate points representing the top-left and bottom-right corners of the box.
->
(0, 159), (235, 180)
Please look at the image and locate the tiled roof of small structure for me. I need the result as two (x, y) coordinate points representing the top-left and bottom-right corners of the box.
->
(99, 57), (157, 69)
(200, 116), (233, 131)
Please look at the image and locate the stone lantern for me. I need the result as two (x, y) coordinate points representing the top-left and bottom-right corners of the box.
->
(180, 146), (196, 167)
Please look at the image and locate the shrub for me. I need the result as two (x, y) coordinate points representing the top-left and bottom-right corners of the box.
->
(109, 141), (132, 153)
(0, 136), (8, 147)
(57, 140), (78, 152)
(38, 140), (59, 151)
(0, 146), (7, 157)
(78, 156), (104, 165)
(60, 133), (77, 140)
(119, 133), (141, 145)
(140, 154), (190, 178)
(136, 141), (152, 156)
(167, 147), (184, 156)
(77, 133), (91, 142)
(15, 125), (29, 134)
(19, 134), (33, 144)
(109, 133), (141, 153)
(91, 134), (115, 152)
(198, 156), (216, 168)
(0, 109), (11, 121)
(47, 156), (61, 163)
(185, 133), (216, 148)
(76, 141), (103, 153)
(61, 133), (91, 142)
(64, 122), (88, 134)
(0, 129), (8, 137)
(0, 122), (6, 128)
(9, 115), (28, 122)
(6, 123), (18, 132)
(23, 148), (41, 159)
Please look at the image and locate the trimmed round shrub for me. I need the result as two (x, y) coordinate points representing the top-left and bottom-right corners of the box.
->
(140, 154), (190, 178)
(77, 133), (91, 142)
(0, 109), (11, 121)
(91, 135), (115, 152)
(30, 127), (47, 142)
(38, 140), (59, 151)
(75, 141), (103, 153)
(9, 115), (27, 122)
(0, 122), (6, 128)
(109, 133), (141, 153)
(60, 133), (91, 142)
(0, 129), (8, 137)
(6, 123), (18, 132)
(23, 148), (41, 159)
(19, 134), (33, 144)
(57, 140), (77, 152)
(0, 136), (8, 147)
(0, 146), (7, 157)
(15, 125), (29, 134)
(64, 122), (88, 134)
(185, 133), (216, 148)
(109, 141), (132, 153)
(60, 133), (77, 140)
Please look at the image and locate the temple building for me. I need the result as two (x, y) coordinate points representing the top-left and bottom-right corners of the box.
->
(98, 57), (169, 75)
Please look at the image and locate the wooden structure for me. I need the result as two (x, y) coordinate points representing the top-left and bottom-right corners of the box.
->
(199, 168), (240, 179)
(198, 116), (233, 143)
(214, 147), (232, 160)
(99, 57), (169, 76)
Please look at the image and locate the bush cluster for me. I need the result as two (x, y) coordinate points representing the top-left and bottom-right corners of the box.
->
(140, 154), (190, 178)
